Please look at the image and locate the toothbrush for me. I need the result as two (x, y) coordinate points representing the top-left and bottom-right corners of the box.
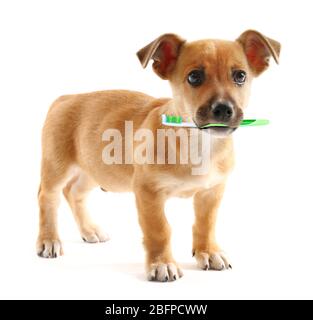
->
(161, 115), (269, 129)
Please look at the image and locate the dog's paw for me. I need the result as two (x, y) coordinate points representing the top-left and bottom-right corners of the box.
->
(147, 262), (183, 282)
(36, 238), (63, 258)
(193, 251), (231, 271)
(81, 225), (109, 243)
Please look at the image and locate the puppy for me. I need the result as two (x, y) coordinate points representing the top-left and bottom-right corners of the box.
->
(37, 30), (280, 282)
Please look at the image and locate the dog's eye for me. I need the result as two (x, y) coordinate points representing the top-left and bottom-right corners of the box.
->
(187, 70), (205, 87)
(232, 70), (246, 85)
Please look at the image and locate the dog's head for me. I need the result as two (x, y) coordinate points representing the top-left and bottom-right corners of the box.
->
(137, 30), (280, 136)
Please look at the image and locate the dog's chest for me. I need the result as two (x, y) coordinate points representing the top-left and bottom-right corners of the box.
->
(161, 163), (228, 198)
(156, 139), (234, 198)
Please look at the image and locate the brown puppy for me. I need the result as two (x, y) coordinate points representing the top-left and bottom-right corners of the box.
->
(37, 30), (280, 282)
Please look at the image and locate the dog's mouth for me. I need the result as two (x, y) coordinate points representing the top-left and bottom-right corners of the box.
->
(192, 118), (238, 136)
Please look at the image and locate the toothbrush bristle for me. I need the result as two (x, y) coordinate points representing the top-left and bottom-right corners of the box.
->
(166, 115), (182, 124)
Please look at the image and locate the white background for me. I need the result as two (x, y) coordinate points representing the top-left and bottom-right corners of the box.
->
(0, 0), (312, 300)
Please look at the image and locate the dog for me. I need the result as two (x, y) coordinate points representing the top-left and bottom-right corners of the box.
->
(37, 30), (280, 282)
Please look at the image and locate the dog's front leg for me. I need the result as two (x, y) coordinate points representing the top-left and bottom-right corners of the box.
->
(193, 183), (232, 270)
(134, 183), (183, 282)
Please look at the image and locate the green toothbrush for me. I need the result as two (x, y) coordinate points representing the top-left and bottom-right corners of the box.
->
(162, 115), (269, 129)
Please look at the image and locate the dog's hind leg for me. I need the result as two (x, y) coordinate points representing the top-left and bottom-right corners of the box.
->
(37, 159), (72, 258)
(63, 170), (109, 243)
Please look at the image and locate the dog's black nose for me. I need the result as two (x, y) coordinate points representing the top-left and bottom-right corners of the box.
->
(212, 103), (233, 122)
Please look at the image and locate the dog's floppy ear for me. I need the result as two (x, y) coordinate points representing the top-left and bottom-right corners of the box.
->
(237, 30), (281, 76)
(137, 33), (185, 79)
